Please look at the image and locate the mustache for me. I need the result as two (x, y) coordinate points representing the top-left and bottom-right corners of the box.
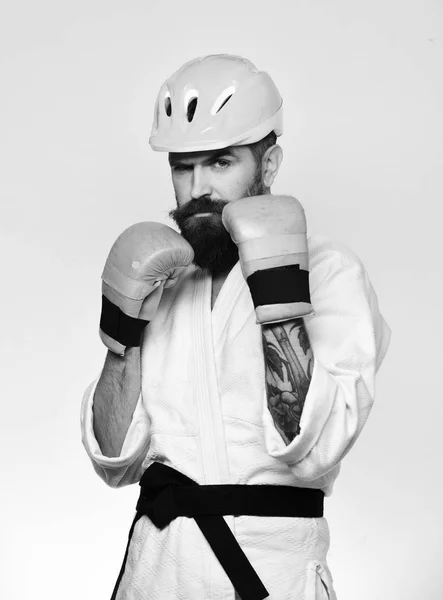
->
(168, 196), (229, 221)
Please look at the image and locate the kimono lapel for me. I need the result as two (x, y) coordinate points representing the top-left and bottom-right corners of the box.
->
(189, 261), (248, 485)
(211, 261), (246, 347)
(191, 267), (231, 485)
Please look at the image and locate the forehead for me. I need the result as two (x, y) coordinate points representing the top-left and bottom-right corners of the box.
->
(168, 146), (250, 166)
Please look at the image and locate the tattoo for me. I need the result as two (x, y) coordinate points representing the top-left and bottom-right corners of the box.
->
(262, 318), (313, 444)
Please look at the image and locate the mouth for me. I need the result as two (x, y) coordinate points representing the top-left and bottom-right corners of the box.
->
(189, 212), (217, 218)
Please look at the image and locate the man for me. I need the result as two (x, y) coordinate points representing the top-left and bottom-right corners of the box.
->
(81, 54), (391, 600)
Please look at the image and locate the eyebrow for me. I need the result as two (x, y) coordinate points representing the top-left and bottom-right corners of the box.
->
(168, 148), (236, 167)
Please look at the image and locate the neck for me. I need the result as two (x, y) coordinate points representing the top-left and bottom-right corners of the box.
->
(211, 265), (233, 281)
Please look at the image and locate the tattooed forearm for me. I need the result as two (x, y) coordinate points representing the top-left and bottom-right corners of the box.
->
(261, 318), (313, 444)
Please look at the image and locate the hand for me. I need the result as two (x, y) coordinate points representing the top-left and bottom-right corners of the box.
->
(222, 195), (313, 324)
(99, 222), (194, 355)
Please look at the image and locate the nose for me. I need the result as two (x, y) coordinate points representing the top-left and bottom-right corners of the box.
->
(190, 166), (212, 199)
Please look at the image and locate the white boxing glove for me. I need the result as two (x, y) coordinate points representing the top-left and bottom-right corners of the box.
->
(222, 195), (314, 324)
(100, 222), (194, 355)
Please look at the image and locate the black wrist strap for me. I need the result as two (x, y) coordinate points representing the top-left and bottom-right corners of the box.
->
(100, 295), (149, 348)
(246, 264), (311, 308)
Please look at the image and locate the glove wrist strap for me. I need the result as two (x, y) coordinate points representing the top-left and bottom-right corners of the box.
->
(100, 295), (149, 349)
(246, 264), (311, 308)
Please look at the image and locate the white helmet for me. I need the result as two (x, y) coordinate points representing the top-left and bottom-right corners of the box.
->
(149, 54), (283, 153)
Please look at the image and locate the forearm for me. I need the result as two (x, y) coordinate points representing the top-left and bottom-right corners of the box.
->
(262, 317), (313, 445)
(93, 347), (141, 457)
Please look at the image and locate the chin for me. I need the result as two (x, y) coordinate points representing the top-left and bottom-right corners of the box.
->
(193, 248), (239, 273)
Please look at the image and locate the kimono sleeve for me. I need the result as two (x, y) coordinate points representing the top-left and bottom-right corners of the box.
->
(80, 375), (151, 488)
(262, 242), (392, 481)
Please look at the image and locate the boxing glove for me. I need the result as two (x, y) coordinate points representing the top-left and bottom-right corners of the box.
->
(99, 222), (194, 355)
(222, 195), (313, 324)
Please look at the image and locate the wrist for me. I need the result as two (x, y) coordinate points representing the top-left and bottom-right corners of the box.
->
(247, 264), (311, 310)
(99, 295), (149, 355)
(245, 263), (313, 324)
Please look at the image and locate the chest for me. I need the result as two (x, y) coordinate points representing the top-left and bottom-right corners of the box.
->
(211, 282), (223, 310)
(211, 277), (225, 310)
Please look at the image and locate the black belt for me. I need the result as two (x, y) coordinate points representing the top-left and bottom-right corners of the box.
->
(111, 462), (325, 600)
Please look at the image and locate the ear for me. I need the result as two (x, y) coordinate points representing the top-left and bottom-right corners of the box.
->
(261, 144), (283, 188)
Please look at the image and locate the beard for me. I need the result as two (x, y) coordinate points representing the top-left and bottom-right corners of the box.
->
(168, 167), (267, 273)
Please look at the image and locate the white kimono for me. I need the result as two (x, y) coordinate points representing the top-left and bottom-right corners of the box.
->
(81, 233), (391, 600)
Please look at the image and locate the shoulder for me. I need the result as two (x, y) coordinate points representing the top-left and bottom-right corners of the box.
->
(307, 233), (363, 267)
(306, 233), (391, 372)
(307, 233), (366, 291)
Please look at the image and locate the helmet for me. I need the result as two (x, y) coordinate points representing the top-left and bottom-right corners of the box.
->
(149, 54), (283, 153)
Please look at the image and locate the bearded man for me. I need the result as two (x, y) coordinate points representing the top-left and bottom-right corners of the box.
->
(81, 54), (391, 600)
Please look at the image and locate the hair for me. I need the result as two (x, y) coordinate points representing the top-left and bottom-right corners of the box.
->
(247, 130), (278, 167)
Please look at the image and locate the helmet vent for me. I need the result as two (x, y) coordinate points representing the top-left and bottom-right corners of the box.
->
(164, 95), (172, 117)
(211, 85), (236, 115)
(187, 97), (198, 122)
(216, 94), (233, 113)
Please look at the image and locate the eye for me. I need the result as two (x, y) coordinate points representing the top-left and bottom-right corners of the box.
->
(172, 164), (191, 173)
(213, 159), (231, 169)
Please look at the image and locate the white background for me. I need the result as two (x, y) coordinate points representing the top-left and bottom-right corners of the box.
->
(1, 1), (442, 598)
